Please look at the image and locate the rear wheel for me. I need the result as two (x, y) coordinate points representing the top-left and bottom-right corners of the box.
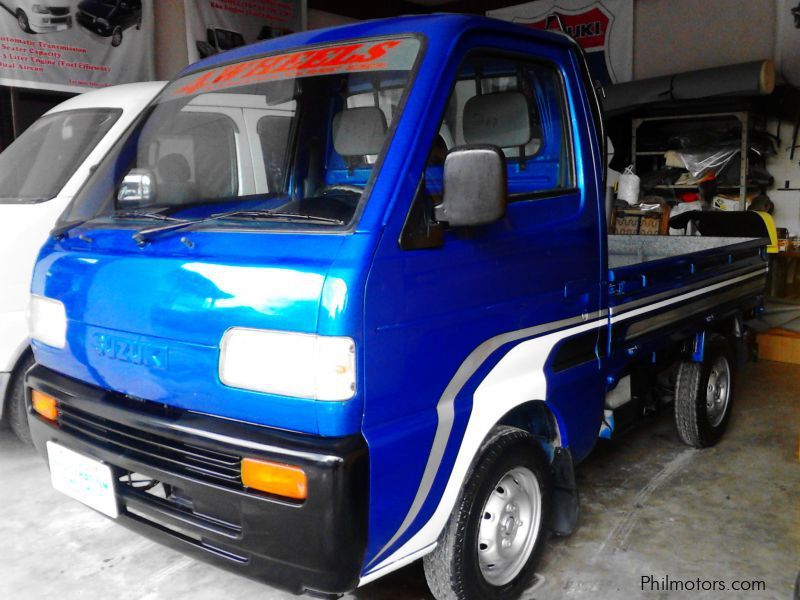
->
(8, 354), (35, 445)
(111, 26), (123, 47)
(424, 426), (551, 600)
(675, 337), (735, 448)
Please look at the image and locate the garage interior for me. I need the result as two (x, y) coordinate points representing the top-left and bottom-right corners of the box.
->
(1, 1), (799, 599)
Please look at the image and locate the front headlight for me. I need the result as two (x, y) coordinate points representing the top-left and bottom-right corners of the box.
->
(29, 295), (67, 349)
(219, 328), (356, 401)
(32, 4), (50, 14)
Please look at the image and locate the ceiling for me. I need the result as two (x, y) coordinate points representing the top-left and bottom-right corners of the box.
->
(307, 0), (529, 20)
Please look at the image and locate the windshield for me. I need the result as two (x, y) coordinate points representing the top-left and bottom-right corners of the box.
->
(0, 109), (120, 205)
(58, 36), (421, 232)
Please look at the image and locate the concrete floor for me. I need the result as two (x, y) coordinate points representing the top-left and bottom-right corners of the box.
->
(1, 360), (798, 599)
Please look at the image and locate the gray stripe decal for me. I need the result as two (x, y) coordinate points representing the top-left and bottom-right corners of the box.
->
(368, 309), (607, 567)
(609, 265), (766, 316)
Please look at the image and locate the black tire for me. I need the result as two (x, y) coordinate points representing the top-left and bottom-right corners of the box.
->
(675, 337), (735, 448)
(8, 354), (35, 445)
(111, 27), (123, 47)
(423, 426), (552, 600)
(17, 10), (32, 34)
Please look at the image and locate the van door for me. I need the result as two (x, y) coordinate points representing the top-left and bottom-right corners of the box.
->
(362, 45), (605, 568)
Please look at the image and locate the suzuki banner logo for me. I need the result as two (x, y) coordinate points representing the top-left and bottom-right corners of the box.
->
(526, 6), (614, 83)
(528, 7), (610, 50)
(488, 0), (633, 85)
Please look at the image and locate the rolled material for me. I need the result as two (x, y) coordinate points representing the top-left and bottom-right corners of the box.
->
(603, 60), (775, 114)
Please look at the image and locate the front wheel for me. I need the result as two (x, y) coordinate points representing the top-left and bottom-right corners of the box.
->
(675, 337), (736, 448)
(424, 426), (551, 600)
(17, 10), (32, 33)
(111, 26), (123, 47)
(8, 354), (35, 444)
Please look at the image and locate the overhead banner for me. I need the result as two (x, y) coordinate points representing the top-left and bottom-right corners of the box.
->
(184, 0), (306, 64)
(778, 0), (800, 87)
(488, 0), (633, 85)
(0, 0), (155, 93)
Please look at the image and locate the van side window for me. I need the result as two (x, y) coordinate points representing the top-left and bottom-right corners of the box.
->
(425, 54), (574, 199)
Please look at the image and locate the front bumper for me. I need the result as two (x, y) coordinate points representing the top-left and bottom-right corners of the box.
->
(30, 15), (72, 33)
(26, 365), (369, 595)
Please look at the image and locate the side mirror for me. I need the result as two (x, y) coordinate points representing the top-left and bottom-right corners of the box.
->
(434, 145), (507, 227)
(117, 169), (155, 205)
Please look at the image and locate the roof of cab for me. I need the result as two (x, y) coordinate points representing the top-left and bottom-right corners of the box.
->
(46, 81), (167, 115)
(180, 14), (576, 77)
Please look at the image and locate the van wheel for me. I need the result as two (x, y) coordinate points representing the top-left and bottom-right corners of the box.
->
(423, 426), (551, 600)
(111, 27), (123, 47)
(8, 354), (35, 445)
(17, 10), (32, 33)
(675, 337), (735, 448)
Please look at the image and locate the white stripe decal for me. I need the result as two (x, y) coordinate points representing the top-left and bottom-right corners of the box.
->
(366, 316), (605, 576)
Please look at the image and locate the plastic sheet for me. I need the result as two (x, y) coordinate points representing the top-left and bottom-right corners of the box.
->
(678, 146), (740, 178)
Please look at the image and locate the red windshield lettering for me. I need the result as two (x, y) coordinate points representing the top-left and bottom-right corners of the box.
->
(213, 63), (250, 83)
(324, 43), (366, 66)
(177, 70), (217, 95)
(272, 51), (306, 72)
(348, 40), (403, 63)
(243, 56), (283, 77)
(296, 47), (343, 69)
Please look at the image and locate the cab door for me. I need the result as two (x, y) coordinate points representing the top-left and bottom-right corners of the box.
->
(362, 41), (606, 568)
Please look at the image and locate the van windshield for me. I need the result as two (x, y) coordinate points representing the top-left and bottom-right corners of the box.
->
(58, 36), (421, 231)
(0, 109), (120, 204)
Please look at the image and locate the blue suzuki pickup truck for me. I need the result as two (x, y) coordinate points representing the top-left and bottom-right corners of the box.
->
(26, 15), (767, 600)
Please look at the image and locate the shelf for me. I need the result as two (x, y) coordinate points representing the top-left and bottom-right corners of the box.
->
(650, 184), (745, 190)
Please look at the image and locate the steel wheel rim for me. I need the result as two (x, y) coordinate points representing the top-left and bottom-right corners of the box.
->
(705, 355), (731, 427)
(18, 13), (27, 30)
(112, 29), (122, 45)
(477, 466), (542, 586)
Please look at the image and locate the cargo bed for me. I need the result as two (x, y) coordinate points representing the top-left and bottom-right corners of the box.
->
(606, 234), (768, 348)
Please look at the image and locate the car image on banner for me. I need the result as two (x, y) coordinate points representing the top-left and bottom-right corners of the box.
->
(1, 1), (73, 34)
(184, 0), (305, 63)
(0, 0), (153, 91)
(76, 0), (142, 48)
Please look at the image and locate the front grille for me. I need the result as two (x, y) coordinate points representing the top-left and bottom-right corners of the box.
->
(57, 404), (244, 489)
(49, 7), (70, 16)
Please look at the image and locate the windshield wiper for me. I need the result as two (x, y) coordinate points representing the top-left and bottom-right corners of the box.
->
(132, 209), (344, 246)
(113, 210), (184, 222)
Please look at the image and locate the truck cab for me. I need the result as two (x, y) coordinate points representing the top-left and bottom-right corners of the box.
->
(26, 15), (766, 600)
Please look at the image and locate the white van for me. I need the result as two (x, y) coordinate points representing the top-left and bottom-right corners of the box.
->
(10, 1), (74, 33)
(0, 81), (165, 442)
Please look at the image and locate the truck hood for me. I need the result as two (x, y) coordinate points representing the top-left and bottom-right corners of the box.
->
(32, 227), (364, 435)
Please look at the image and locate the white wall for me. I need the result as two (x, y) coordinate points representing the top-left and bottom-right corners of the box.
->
(632, 0), (800, 233)
(767, 119), (800, 235)
(633, 0), (776, 79)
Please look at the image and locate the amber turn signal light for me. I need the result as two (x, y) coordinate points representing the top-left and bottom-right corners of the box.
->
(31, 390), (58, 421)
(241, 458), (307, 500)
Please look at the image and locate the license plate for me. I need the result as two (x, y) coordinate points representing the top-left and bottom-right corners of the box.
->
(47, 442), (118, 518)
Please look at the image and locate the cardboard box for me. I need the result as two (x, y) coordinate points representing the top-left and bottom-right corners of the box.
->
(756, 328), (800, 365)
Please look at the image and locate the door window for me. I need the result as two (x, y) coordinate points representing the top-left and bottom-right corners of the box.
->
(425, 54), (574, 199)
